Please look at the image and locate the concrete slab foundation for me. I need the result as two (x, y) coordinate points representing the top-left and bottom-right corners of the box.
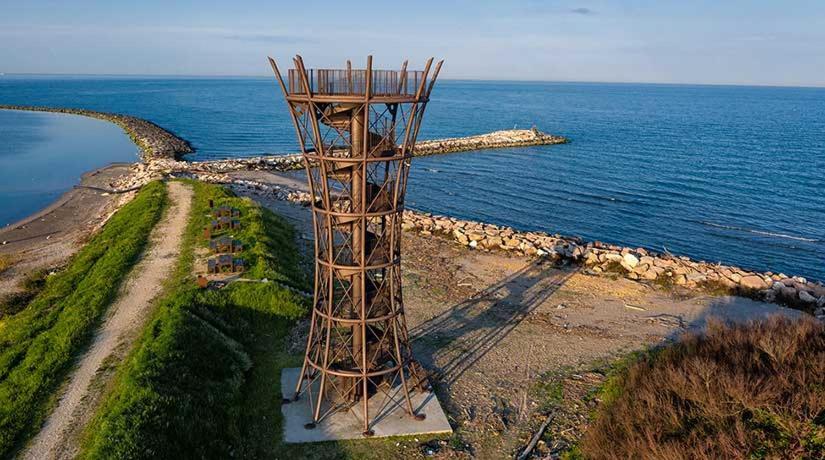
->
(280, 367), (452, 443)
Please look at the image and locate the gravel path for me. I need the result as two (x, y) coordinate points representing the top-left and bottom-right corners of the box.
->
(21, 181), (193, 460)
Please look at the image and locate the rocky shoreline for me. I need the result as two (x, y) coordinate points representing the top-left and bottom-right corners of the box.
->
(0, 105), (193, 161)
(225, 178), (825, 320)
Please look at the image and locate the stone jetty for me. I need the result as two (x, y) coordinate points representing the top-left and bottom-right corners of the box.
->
(0, 105), (193, 161)
(413, 128), (568, 156)
(108, 129), (569, 189)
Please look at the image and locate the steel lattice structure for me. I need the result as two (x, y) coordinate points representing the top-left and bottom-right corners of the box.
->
(269, 55), (443, 436)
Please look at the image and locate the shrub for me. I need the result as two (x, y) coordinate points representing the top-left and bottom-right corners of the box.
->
(0, 181), (167, 456)
(579, 316), (825, 459)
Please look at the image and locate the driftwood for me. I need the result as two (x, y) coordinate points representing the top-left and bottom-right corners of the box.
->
(516, 410), (556, 460)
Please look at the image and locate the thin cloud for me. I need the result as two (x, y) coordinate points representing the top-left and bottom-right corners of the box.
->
(570, 7), (595, 15)
(220, 33), (315, 44)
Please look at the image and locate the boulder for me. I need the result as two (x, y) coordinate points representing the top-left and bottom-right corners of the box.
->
(482, 236), (503, 249)
(622, 253), (639, 269)
(771, 281), (784, 291)
(467, 232), (485, 242)
(654, 258), (675, 268)
(641, 269), (659, 281)
(605, 253), (623, 263)
(780, 286), (797, 299)
(799, 290), (817, 304)
(740, 275), (769, 290)
(504, 238), (520, 248)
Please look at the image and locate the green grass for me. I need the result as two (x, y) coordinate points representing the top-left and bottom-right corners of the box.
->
(79, 181), (309, 459)
(0, 181), (167, 457)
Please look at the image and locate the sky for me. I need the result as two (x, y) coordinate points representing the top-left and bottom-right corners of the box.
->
(1, 0), (823, 87)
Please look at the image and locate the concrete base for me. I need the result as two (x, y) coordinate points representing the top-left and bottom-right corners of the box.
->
(280, 367), (452, 443)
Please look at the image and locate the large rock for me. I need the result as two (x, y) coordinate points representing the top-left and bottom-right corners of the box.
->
(605, 253), (623, 263)
(799, 290), (817, 304)
(740, 275), (769, 290)
(482, 236), (503, 249)
(622, 253), (639, 268)
(467, 232), (485, 242)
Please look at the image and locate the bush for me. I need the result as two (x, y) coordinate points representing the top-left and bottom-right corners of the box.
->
(0, 181), (167, 456)
(579, 316), (825, 459)
(80, 181), (308, 459)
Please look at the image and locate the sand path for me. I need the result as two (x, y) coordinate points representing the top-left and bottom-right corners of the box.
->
(21, 181), (193, 460)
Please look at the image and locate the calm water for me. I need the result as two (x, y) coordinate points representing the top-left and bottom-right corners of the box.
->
(0, 109), (139, 226)
(1, 76), (823, 281)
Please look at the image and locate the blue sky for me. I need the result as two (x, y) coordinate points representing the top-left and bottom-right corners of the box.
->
(1, 0), (823, 86)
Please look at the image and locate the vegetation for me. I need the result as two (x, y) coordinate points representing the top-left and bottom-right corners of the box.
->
(577, 316), (825, 459)
(0, 181), (167, 457)
(0, 255), (14, 275)
(80, 181), (308, 459)
(0, 268), (48, 319)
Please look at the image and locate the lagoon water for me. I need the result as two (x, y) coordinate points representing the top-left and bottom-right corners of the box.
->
(0, 109), (139, 226)
(1, 76), (823, 280)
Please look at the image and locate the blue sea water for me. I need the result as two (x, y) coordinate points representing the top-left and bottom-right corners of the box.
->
(0, 108), (139, 226)
(1, 75), (823, 281)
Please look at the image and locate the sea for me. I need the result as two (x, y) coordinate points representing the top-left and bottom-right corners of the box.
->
(1, 75), (823, 281)
(0, 108), (139, 226)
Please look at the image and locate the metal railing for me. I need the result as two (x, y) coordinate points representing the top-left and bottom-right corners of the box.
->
(289, 69), (425, 96)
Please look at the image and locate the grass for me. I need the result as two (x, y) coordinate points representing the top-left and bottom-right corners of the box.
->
(0, 255), (14, 275)
(0, 181), (167, 457)
(0, 269), (48, 319)
(576, 316), (825, 459)
(79, 181), (309, 459)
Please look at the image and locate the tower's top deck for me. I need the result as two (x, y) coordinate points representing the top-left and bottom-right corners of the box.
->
(287, 68), (427, 98)
(270, 55), (442, 102)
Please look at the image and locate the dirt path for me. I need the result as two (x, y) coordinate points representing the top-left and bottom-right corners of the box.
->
(21, 181), (193, 460)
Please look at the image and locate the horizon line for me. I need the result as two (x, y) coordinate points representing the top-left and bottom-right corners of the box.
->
(1, 72), (823, 90)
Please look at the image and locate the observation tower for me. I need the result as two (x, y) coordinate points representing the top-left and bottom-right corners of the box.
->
(269, 55), (443, 437)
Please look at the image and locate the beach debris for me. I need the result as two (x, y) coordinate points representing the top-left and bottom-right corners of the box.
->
(517, 410), (556, 460)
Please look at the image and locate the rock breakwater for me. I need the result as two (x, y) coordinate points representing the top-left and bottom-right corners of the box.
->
(0, 105), (193, 161)
(399, 211), (825, 317)
(109, 128), (569, 189)
(413, 128), (568, 156)
(224, 178), (825, 319)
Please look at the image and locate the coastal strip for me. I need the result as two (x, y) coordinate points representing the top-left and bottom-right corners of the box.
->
(226, 178), (825, 319)
(0, 105), (193, 161)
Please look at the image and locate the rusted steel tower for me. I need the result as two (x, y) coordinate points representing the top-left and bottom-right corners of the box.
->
(269, 55), (443, 436)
